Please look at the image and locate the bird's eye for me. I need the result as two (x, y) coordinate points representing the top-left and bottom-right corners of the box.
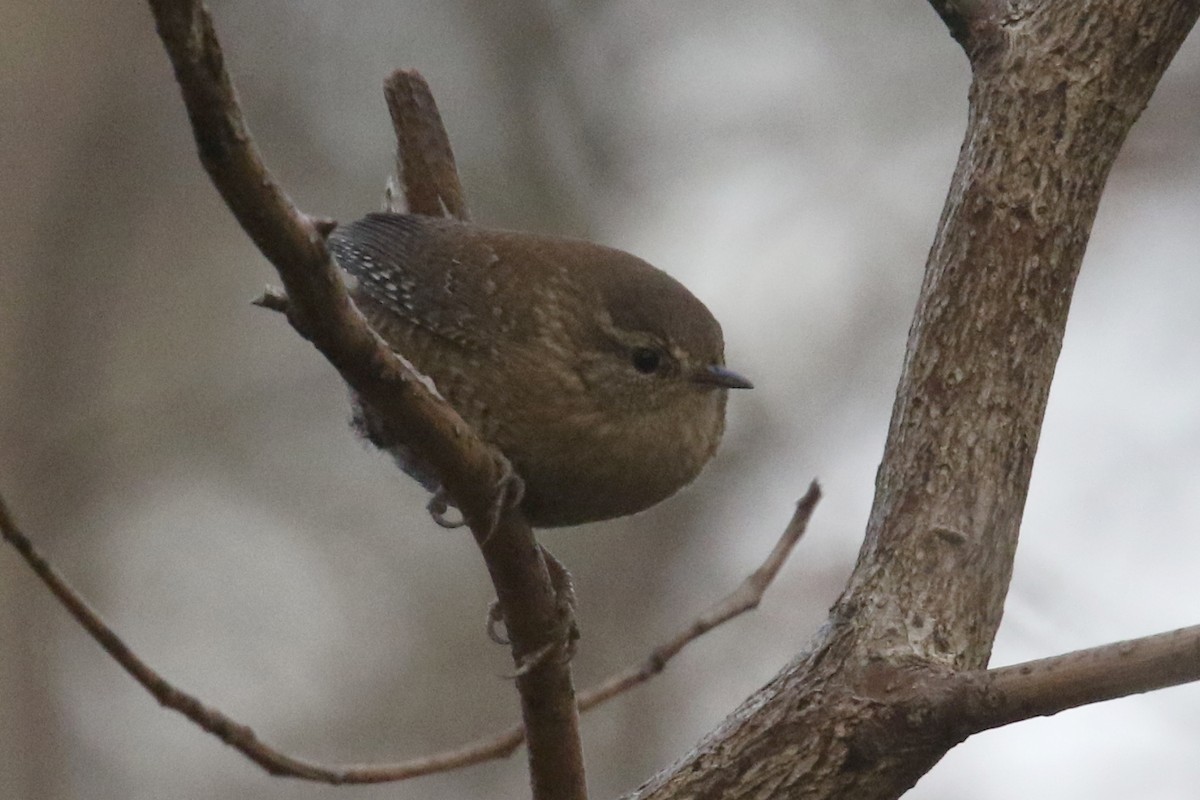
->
(631, 347), (662, 374)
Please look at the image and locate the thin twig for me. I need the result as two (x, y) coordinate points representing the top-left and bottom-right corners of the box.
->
(384, 69), (470, 220)
(0, 482), (818, 783)
(579, 481), (821, 710)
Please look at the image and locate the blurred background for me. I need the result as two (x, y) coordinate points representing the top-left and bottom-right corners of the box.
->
(1, 2), (1198, 798)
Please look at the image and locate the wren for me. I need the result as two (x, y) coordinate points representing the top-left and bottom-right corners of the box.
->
(328, 213), (751, 527)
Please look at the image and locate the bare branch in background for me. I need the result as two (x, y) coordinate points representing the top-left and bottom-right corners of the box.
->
(0, 493), (509, 784)
(0, 481), (816, 782)
(579, 482), (820, 710)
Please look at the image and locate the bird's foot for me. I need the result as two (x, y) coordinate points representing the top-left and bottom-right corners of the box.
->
(482, 457), (525, 540)
(427, 487), (466, 528)
(491, 545), (579, 674)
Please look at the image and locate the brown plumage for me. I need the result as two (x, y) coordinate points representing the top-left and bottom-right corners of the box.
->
(329, 213), (751, 527)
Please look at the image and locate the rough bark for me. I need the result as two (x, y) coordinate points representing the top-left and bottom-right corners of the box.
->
(630, 2), (1200, 798)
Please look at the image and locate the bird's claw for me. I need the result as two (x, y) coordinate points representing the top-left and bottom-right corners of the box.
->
(427, 487), (466, 528)
(486, 600), (509, 645)
(490, 545), (579, 675)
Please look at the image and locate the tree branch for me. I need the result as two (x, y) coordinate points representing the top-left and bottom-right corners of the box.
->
(0, 482), (815, 782)
(960, 624), (1200, 732)
(146, 2), (585, 798)
(634, 3), (1200, 799)
(579, 483), (820, 710)
(925, 0), (977, 45)
(925, 0), (1011, 52)
(847, 624), (1200, 763)
(16, 2), (1198, 798)
(0, 491), (515, 783)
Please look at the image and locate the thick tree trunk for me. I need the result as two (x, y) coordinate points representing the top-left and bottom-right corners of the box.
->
(630, 3), (1200, 798)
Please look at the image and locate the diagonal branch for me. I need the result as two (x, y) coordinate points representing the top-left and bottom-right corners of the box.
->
(146, 2), (585, 799)
(146, 0), (481, 494)
(579, 483), (820, 710)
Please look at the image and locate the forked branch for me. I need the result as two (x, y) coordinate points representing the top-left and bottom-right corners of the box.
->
(634, 2), (1200, 798)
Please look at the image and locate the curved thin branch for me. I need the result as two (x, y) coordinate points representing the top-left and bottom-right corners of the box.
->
(0, 483), (816, 783)
(0, 492), (514, 784)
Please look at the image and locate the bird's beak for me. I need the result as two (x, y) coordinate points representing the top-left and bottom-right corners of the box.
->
(692, 364), (754, 390)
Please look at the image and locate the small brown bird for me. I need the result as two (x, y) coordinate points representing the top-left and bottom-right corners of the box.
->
(328, 213), (751, 527)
